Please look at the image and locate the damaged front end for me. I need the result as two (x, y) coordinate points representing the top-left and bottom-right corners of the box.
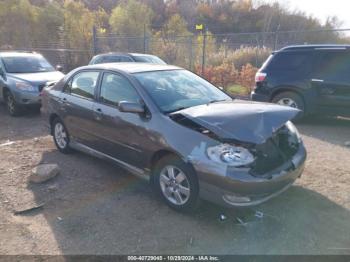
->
(249, 121), (301, 177)
(169, 101), (306, 207)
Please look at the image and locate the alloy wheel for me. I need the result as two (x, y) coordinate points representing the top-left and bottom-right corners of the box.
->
(54, 122), (68, 149)
(277, 98), (298, 108)
(159, 165), (191, 206)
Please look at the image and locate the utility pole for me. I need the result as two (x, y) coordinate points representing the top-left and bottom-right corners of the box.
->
(202, 31), (207, 76)
(92, 26), (97, 55)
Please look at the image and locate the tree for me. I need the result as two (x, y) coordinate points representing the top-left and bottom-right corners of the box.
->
(151, 14), (192, 68)
(63, 0), (96, 68)
(0, 0), (39, 48)
(109, 0), (153, 51)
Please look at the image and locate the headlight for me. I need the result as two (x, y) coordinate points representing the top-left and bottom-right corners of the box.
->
(15, 81), (36, 92)
(286, 121), (301, 143)
(207, 144), (255, 167)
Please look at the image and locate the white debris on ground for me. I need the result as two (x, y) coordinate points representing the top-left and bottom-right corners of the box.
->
(0, 140), (15, 147)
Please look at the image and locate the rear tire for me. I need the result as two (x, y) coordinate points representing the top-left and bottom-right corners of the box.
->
(4, 90), (22, 116)
(272, 91), (305, 120)
(153, 155), (200, 212)
(52, 118), (72, 154)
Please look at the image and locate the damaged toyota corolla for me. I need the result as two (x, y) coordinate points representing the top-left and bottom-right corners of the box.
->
(43, 63), (306, 211)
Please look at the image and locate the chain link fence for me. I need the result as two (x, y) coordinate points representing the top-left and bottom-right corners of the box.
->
(94, 28), (350, 71)
(2, 28), (349, 74)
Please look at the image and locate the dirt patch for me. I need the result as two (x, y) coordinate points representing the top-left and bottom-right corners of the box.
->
(0, 103), (349, 255)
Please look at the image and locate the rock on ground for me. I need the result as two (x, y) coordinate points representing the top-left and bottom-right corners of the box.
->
(29, 164), (60, 183)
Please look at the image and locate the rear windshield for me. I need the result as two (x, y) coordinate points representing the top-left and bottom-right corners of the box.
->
(267, 52), (311, 71)
(91, 55), (133, 64)
(133, 55), (166, 65)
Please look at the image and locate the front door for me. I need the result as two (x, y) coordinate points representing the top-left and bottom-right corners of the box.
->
(91, 71), (149, 169)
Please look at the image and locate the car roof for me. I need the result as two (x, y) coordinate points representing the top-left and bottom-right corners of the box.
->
(279, 44), (350, 52)
(0, 51), (42, 58)
(92, 52), (160, 58)
(80, 62), (181, 74)
(128, 53), (156, 57)
(93, 52), (132, 57)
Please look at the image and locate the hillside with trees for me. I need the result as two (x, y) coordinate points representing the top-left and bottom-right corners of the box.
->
(0, 0), (348, 94)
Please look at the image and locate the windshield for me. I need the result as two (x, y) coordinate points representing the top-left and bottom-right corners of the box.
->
(134, 69), (231, 113)
(133, 55), (166, 65)
(2, 55), (55, 73)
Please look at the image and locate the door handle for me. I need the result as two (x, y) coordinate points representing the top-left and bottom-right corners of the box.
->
(94, 108), (103, 121)
(311, 79), (324, 82)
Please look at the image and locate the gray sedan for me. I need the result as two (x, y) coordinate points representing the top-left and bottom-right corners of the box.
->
(42, 63), (306, 211)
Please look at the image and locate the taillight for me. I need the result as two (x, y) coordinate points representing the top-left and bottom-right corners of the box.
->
(255, 72), (267, 83)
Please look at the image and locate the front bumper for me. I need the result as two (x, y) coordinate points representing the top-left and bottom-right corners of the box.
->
(12, 90), (41, 106)
(193, 143), (307, 207)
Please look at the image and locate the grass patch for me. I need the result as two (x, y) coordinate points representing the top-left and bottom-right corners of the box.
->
(226, 85), (249, 96)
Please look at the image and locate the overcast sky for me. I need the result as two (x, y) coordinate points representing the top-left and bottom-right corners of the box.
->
(265, 0), (350, 27)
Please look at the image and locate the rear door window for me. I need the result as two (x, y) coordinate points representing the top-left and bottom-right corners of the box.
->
(267, 52), (311, 71)
(67, 71), (100, 99)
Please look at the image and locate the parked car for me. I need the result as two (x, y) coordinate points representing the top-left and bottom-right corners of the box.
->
(251, 45), (350, 119)
(0, 51), (64, 116)
(89, 52), (166, 65)
(43, 63), (306, 211)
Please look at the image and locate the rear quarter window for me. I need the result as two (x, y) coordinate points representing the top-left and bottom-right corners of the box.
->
(267, 52), (311, 71)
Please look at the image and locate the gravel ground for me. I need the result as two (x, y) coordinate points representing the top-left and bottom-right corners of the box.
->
(0, 103), (349, 255)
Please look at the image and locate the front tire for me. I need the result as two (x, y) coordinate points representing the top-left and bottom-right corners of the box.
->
(153, 155), (200, 212)
(52, 118), (72, 154)
(272, 91), (305, 120)
(5, 90), (22, 116)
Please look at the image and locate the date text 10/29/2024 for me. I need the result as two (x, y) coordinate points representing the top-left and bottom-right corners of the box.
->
(127, 256), (220, 261)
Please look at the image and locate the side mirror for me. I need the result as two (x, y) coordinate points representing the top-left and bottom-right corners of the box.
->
(118, 101), (145, 114)
(56, 65), (63, 72)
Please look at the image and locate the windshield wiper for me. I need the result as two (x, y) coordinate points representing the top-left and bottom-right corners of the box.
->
(164, 107), (187, 114)
(208, 99), (228, 104)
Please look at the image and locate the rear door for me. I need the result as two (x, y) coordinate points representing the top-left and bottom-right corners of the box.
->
(311, 50), (350, 111)
(91, 71), (148, 168)
(58, 70), (100, 147)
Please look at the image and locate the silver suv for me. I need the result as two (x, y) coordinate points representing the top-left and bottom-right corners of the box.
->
(0, 51), (64, 116)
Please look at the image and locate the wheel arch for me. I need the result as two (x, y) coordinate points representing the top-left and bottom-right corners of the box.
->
(149, 149), (198, 182)
(2, 86), (10, 98)
(49, 113), (60, 135)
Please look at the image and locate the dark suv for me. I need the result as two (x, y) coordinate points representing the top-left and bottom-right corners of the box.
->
(251, 45), (350, 119)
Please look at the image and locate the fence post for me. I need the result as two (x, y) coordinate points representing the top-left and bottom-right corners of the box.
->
(201, 31), (207, 76)
(274, 31), (279, 50)
(143, 24), (147, 53)
(188, 35), (193, 71)
(92, 26), (97, 55)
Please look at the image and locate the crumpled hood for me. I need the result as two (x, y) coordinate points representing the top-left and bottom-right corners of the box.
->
(7, 71), (64, 85)
(173, 100), (299, 144)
